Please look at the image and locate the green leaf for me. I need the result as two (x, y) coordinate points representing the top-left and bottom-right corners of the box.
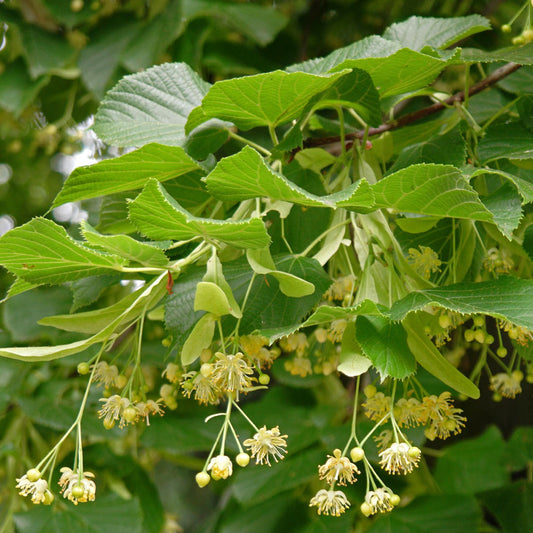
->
(0, 60), (49, 116)
(182, 0), (287, 46)
(372, 164), (494, 223)
(286, 35), (401, 75)
(518, 94), (533, 131)
(478, 123), (533, 163)
(356, 315), (416, 379)
(391, 277), (533, 330)
(1, 278), (39, 303)
(129, 179), (271, 249)
(81, 221), (169, 267)
(337, 321), (372, 377)
(0, 274), (167, 361)
(246, 248), (315, 297)
(97, 194), (137, 235)
(206, 146), (374, 209)
(202, 254), (242, 319)
(387, 129), (466, 174)
(311, 68), (382, 126)
(332, 49), (450, 98)
(403, 314), (480, 398)
(194, 281), (232, 317)
(53, 143), (203, 207)
(302, 300), (387, 327)
(461, 43), (533, 65)
(469, 167), (533, 204)
(383, 14), (490, 51)
(195, 69), (348, 130)
(20, 25), (76, 78)
(506, 426), (533, 472)
(365, 494), (481, 533)
(94, 62), (210, 147)
(70, 274), (121, 311)
(434, 426), (508, 494)
(0, 218), (127, 285)
(482, 183), (523, 238)
(40, 278), (167, 335)
(181, 313), (216, 365)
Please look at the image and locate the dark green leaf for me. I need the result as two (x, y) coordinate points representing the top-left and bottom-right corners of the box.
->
(478, 123), (533, 163)
(357, 315), (416, 379)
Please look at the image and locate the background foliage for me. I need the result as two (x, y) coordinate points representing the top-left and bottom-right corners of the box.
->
(1, 1), (533, 532)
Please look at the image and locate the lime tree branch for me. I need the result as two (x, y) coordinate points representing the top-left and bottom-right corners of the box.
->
(303, 61), (522, 148)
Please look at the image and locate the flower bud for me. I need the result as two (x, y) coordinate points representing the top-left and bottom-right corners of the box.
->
(195, 471), (211, 488)
(236, 452), (250, 467)
(350, 447), (365, 462)
(27, 468), (41, 482)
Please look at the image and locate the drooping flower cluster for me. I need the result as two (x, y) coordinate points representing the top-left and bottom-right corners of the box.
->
(58, 467), (96, 505)
(243, 426), (288, 466)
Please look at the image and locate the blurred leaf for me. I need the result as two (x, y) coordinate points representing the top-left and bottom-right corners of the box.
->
(517, 94), (533, 131)
(2, 286), (72, 343)
(232, 448), (324, 504)
(121, 0), (184, 72)
(78, 17), (140, 98)
(506, 426), (533, 472)
(434, 426), (508, 494)
(461, 43), (533, 65)
(365, 494), (481, 533)
(20, 25), (76, 78)
(357, 316), (416, 379)
(479, 481), (533, 533)
(182, 0), (287, 46)
(13, 494), (143, 533)
(0, 60), (49, 116)
(129, 179), (271, 249)
(53, 143), (202, 207)
(70, 275), (122, 311)
(0, 218), (127, 285)
(94, 63), (210, 147)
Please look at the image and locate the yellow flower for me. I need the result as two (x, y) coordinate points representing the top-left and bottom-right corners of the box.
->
(162, 362), (181, 383)
(483, 247), (513, 274)
(58, 467), (96, 504)
(92, 361), (119, 388)
(378, 442), (421, 475)
(284, 356), (312, 377)
(136, 399), (165, 425)
(394, 397), (423, 428)
(363, 392), (391, 422)
(327, 319), (347, 343)
(181, 371), (222, 405)
(318, 449), (360, 485)
(98, 394), (131, 428)
(16, 474), (52, 505)
(490, 372), (523, 399)
(243, 426), (288, 466)
(207, 455), (233, 480)
(408, 246), (442, 279)
(361, 488), (394, 516)
(211, 352), (254, 399)
(419, 392), (466, 440)
(309, 489), (351, 517)
(374, 429), (394, 451)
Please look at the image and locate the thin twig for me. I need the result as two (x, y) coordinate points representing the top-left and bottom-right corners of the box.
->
(302, 62), (522, 149)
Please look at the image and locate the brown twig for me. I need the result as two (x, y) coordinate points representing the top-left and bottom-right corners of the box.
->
(302, 61), (522, 149)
